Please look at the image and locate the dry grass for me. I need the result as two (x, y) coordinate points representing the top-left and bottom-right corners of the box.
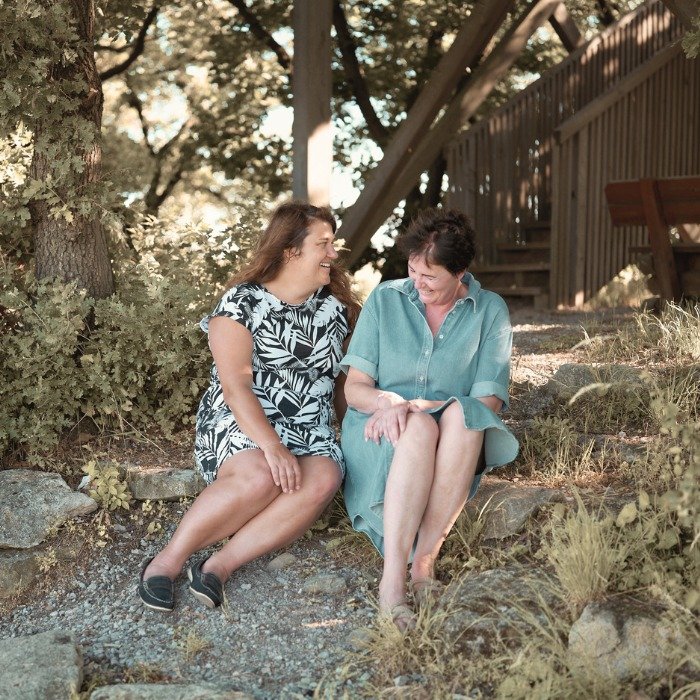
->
(542, 491), (629, 613)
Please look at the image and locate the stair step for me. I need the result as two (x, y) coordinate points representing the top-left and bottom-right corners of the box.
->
(522, 221), (551, 230)
(472, 262), (551, 273)
(520, 221), (551, 244)
(497, 241), (550, 251)
(488, 286), (546, 296)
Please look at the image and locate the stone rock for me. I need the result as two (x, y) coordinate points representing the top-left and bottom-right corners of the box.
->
(0, 549), (41, 599)
(302, 573), (347, 595)
(266, 552), (298, 572)
(545, 364), (646, 402)
(0, 470), (97, 549)
(346, 627), (373, 650)
(0, 630), (82, 699)
(0, 542), (81, 598)
(126, 466), (205, 501)
(568, 599), (681, 681)
(442, 566), (559, 654)
(90, 685), (254, 700)
(466, 480), (565, 540)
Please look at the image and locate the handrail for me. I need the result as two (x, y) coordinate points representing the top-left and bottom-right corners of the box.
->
(555, 42), (682, 142)
(454, 0), (674, 139)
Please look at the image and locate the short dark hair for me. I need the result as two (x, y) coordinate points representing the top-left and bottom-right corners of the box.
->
(397, 208), (477, 274)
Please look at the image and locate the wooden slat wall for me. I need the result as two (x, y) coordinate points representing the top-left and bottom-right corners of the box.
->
(552, 49), (700, 306)
(446, 0), (683, 267)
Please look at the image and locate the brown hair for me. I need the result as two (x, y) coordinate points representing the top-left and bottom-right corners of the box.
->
(397, 207), (477, 274)
(228, 201), (361, 328)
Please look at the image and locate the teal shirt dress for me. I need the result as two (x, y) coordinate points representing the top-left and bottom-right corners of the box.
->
(340, 273), (519, 556)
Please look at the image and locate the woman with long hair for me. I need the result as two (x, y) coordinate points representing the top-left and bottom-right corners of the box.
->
(138, 201), (360, 611)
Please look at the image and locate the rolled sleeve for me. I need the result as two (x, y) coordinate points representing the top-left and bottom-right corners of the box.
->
(340, 292), (380, 378)
(341, 353), (378, 380)
(468, 305), (512, 408)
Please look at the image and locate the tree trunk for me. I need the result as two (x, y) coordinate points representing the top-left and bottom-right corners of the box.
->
(30, 0), (115, 299)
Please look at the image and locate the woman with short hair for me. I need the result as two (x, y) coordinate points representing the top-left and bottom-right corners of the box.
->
(341, 208), (518, 630)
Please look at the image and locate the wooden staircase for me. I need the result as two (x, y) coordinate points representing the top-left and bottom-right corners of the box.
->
(471, 222), (551, 308)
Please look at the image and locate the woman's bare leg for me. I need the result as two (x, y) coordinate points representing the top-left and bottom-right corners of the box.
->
(378, 412), (440, 612)
(411, 402), (483, 583)
(143, 450), (280, 579)
(202, 456), (342, 582)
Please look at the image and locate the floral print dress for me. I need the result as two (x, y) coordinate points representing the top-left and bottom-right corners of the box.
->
(194, 283), (349, 484)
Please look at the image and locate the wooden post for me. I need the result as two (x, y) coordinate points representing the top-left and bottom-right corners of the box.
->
(549, 3), (583, 52)
(639, 178), (683, 300)
(292, 0), (332, 205)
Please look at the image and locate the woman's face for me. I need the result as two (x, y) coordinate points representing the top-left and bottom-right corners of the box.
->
(408, 254), (465, 307)
(286, 219), (338, 286)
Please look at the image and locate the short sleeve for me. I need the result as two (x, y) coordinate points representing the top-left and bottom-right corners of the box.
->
(468, 300), (512, 407)
(199, 284), (256, 335)
(340, 289), (380, 380)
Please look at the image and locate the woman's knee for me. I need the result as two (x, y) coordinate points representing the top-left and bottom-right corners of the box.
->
(218, 453), (278, 497)
(404, 411), (440, 442)
(438, 401), (464, 427)
(301, 461), (342, 505)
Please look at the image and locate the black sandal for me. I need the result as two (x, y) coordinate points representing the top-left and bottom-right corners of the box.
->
(137, 557), (175, 612)
(188, 558), (224, 608)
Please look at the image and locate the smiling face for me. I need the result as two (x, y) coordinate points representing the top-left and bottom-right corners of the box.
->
(286, 218), (338, 287)
(408, 254), (466, 307)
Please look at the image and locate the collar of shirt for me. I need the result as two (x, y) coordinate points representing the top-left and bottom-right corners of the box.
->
(385, 271), (481, 311)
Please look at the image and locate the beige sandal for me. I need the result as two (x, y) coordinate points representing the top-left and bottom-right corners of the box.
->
(410, 578), (445, 606)
(386, 602), (417, 632)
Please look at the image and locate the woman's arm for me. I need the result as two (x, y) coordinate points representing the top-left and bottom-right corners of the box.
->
(208, 316), (301, 493)
(475, 395), (503, 413)
(345, 367), (418, 445)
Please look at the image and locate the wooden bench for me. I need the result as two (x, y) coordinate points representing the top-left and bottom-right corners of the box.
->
(605, 176), (700, 301)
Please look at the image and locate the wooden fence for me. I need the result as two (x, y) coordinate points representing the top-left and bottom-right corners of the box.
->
(445, 0), (692, 306)
(551, 44), (700, 306)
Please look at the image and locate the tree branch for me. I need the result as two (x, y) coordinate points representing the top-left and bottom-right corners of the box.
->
(125, 85), (155, 156)
(332, 0), (389, 146)
(226, 0), (292, 76)
(99, 4), (160, 81)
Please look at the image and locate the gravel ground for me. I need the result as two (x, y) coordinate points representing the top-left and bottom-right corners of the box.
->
(0, 306), (635, 697)
(0, 510), (381, 697)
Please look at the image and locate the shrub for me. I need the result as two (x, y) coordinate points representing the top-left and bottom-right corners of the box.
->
(1, 266), (213, 462)
(0, 273), (92, 458)
(82, 459), (131, 511)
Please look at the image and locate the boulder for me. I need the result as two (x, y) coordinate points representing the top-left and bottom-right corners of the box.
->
(442, 566), (559, 655)
(0, 549), (41, 599)
(568, 599), (682, 682)
(466, 480), (565, 540)
(266, 552), (298, 572)
(0, 470), (97, 549)
(0, 630), (82, 699)
(545, 364), (646, 402)
(90, 685), (254, 700)
(126, 466), (205, 501)
(0, 542), (82, 598)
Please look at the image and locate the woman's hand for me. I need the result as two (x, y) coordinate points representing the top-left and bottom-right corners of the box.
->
(364, 401), (421, 446)
(262, 441), (301, 493)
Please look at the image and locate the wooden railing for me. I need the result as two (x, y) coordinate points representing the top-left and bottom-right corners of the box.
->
(551, 45), (700, 306)
(445, 0), (685, 268)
